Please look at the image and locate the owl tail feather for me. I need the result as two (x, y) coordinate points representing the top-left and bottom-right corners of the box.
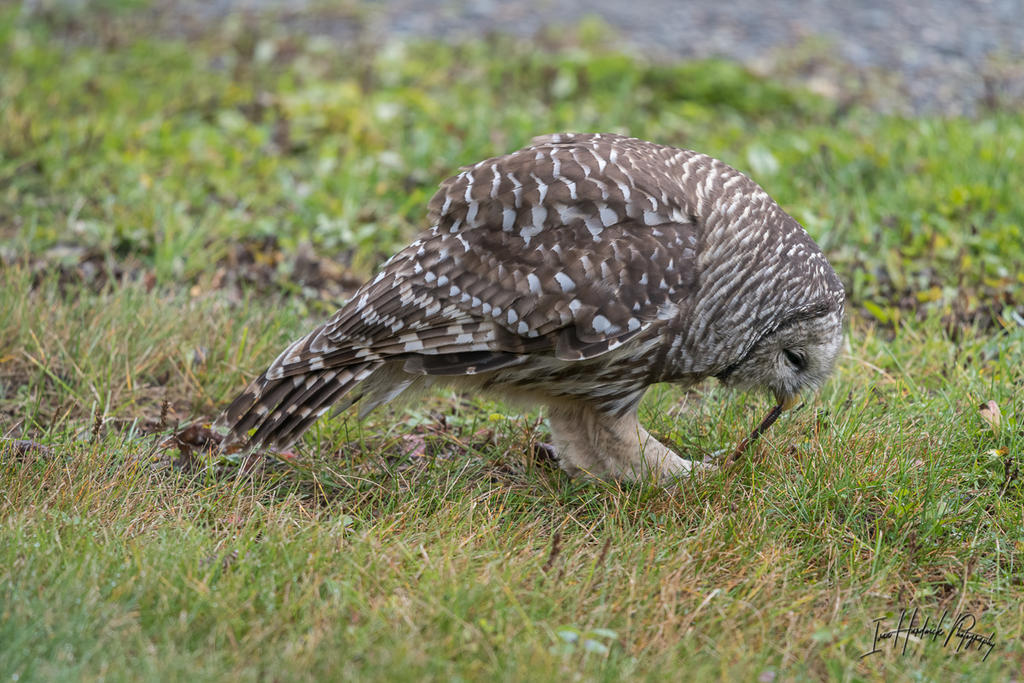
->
(216, 361), (381, 451)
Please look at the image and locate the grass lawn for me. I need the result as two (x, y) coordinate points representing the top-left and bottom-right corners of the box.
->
(1, 4), (1022, 681)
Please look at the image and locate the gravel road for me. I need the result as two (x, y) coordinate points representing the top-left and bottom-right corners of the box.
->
(58, 0), (1024, 113)
(363, 0), (1024, 114)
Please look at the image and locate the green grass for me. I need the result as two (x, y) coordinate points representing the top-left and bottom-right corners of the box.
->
(2, 5), (1023, 681)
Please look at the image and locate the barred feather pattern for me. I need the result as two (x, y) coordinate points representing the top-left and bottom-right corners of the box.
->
(218, 133), (845, 463)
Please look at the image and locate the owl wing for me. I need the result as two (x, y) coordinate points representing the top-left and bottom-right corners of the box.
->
(220, 135), (706, 447)
(265, 134), (702, 381)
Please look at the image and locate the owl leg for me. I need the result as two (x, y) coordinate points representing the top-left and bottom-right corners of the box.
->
(547, 400), (705, 483)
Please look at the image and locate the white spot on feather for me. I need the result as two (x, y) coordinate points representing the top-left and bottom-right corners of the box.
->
(599, 205), (618, 227)
(508, 173), (523, 207)
(491, 165), (501, 198)
(502, 207), (516, 231)
(657, 302), (679, 320)
(554, 272), (576, 292)
(616, 180), (630, 201)
(531, 173), (548, 204)
(526, 273), (541, 294)
(643, 210), (663, 226)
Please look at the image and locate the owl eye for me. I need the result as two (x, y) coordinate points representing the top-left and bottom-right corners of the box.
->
(783, 349), (806, 371)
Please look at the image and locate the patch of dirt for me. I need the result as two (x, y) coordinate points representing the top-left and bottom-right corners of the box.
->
(8, 237), (365, 304)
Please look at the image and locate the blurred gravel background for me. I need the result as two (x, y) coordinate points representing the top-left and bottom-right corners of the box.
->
(134, 0), (1024, 114)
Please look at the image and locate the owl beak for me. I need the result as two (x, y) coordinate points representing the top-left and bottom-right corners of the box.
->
(775, 392), (801, 411)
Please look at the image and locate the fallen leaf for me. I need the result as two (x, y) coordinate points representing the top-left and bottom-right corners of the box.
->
(276, 450), (299, 462)
(979, 400), (1001, 433)
(400, 434), (427, 458)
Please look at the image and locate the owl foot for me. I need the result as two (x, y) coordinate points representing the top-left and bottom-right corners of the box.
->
(547, 399), (711, 485)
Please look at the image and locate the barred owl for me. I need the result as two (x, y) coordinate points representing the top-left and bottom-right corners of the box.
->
(218, 133), (845, 482)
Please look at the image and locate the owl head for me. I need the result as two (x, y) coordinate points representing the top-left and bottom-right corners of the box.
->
(716, 304), (844, 407)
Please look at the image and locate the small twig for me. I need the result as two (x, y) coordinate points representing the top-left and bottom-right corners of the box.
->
(723, 404), (784, 467)
(158, 400), (170, 431)
(90, 405), (104, 443)
(542, 530), (562, 574)
(144, 400), (174, 461)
